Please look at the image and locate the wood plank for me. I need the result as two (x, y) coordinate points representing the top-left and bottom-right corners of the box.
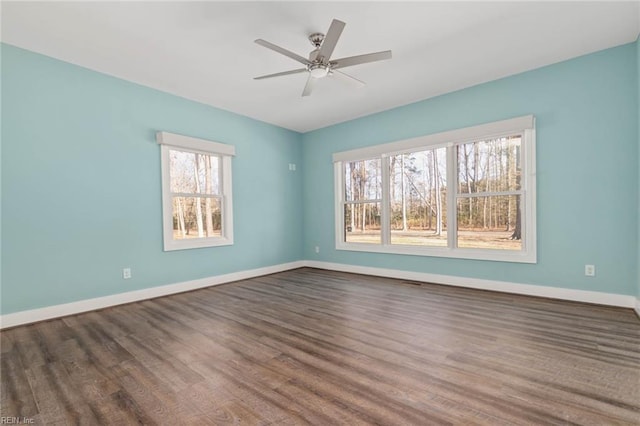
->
(0, 349), (38, 419)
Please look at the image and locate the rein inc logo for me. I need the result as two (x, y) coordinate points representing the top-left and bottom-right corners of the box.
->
(0, 418), (34, 424)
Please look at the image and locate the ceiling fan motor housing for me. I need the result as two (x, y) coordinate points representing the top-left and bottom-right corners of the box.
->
(308, 32), (325, 48)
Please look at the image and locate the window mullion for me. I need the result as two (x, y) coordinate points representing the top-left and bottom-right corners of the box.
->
(457, 190), (522, 198)
(381, 156), (390, 246)
(447, 145), (457, 249)
(344, 198), (382, 205)
(170, 192), (221, 198)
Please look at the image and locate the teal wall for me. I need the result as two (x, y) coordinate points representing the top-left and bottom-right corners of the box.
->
(1, 44), (303, 314)
(2, 40), (639, 316)
(302, 42), (639, 296)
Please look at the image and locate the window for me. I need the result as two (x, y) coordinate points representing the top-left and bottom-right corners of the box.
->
(389, 146), (448, 248)
(344, 159), (382, 244)
(334, 115), (536, 263)
(157, 132), (234, 251)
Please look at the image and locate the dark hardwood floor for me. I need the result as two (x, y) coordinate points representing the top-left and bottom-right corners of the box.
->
(1, 267), (639, 425)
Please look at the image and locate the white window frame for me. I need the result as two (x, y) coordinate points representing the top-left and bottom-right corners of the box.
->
(333, 115), (536, 263)
(157, 131), (234, 251)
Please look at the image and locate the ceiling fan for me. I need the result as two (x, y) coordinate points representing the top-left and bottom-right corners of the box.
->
(254, 19), (392, 97)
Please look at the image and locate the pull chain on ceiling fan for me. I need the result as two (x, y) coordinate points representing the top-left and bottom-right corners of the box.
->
(254, 19), (392, 97)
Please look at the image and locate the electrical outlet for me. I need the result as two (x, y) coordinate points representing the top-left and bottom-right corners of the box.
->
(288, 163), (296, 171)
(315, 246), (320, 254)
(584, 264), (595, 277)
(123, 268), (132, 279)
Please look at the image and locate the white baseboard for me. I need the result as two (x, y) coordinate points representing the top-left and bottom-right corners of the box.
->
(2, 259), (636, 329)
(303, 260), (637, 309)
(0, 261), (305, 329)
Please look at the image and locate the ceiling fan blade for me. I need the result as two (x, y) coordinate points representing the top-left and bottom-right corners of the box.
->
(330, 70), (366, 87)
(302, 75), (316, 97)
(331, 50), (392, 70)
(318, 19), (345, 61)
(255, 39), (311, 65)
(254, 68), (308, 80)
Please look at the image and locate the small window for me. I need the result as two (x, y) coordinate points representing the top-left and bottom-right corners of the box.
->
(455, 136), (523, 251)
(157, 132), (234, 251)
(344, 159), (382, 244)
(389, 147), (448, 248)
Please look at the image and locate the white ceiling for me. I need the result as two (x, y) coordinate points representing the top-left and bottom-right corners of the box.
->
(2, 1), (639, 133)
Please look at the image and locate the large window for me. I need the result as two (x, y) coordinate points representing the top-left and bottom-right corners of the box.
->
(157, 132), (234, 251)
(334, 116), (536, 263)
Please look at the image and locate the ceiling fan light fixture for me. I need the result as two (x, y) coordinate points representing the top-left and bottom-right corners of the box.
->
(308, 64), (329, 78)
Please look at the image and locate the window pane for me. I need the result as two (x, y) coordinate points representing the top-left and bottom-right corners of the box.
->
(170, 150), (196, 193)
(170, 149), (219, 195)
(456, 195), (522, 250)
(457, 136), (521, 194)
(344, 159), (382, 201)
(389, 148), (448, 246)
(205, 155), (220, 195)
(344, 202), (381, 244)
(172, 196), (221, 239)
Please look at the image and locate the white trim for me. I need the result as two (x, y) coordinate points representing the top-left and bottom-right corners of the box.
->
(333, 242), (536, 263)
(221, 155), (234, 245)
(0, 261), (305, 329)
(304, 260), (637, 308)
(332, 115), (534, 162)
(522, 126), (537, 260)
(334, 162), (344, 246)
(2, 260), (635, 329)
(156, 131), (235, 156)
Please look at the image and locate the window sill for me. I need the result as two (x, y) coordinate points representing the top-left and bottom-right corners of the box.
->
(335, 242), (536, 263)
(164, 237), (233, 252)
